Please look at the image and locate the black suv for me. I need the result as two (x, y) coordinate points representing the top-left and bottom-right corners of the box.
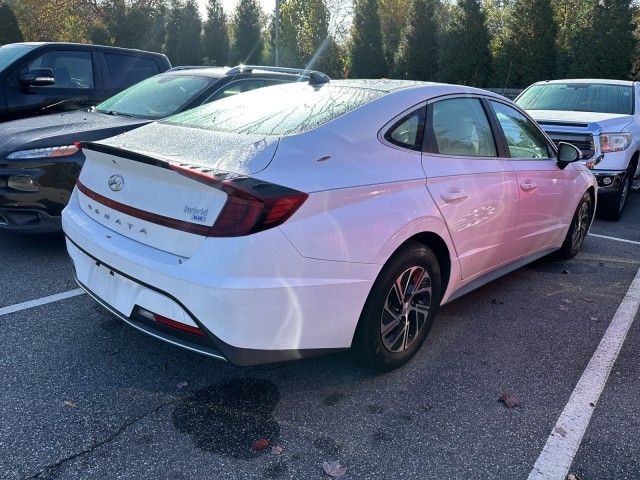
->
(0, 65), (330, 232)
(0, 42), (171, 122)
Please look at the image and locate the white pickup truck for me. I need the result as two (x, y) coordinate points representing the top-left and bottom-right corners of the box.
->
(516, 79), (640, 220)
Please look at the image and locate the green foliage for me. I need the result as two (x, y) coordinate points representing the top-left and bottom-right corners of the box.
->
(438, 0), (492, 86)
(493, 0), (557, 87)
(348, 0), (386, 77)
(591, 0), (634, 79)
(14, 0), (94, 42)
(553, 0), (597, 77)
(202, 0), (230, 66)
(165, 0), (202, 65)
(0, 2), (23, 45)
(394, 0), (439, 80)
(277, 0), (341, 75)
(89, 0), (166, 51)
(8, 0), (640, 85)
(231, 0), (264, 64)
(379, 0), (411, 68)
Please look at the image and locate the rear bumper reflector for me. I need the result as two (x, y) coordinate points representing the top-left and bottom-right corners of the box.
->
(137, 307), (205, 337)
(76, 180), (211, 236)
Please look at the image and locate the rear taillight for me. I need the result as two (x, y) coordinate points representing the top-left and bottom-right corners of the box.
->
(169, 163), (307, 237)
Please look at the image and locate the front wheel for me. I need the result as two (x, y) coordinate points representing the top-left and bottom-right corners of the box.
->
(353, 241), (441, 372)
(558, 191), (593, 259)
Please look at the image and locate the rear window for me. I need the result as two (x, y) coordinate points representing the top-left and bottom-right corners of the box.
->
(163, 83), (385, 136)
(516, 83), (634, 115)
(105, 53), (160, 89)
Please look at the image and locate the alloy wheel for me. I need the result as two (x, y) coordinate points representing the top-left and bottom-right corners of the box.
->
(571, 199), (591, 251)
(380, 266), (432, 353)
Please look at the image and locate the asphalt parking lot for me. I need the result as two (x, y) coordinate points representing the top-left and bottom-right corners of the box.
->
(1, 196), (639, 480)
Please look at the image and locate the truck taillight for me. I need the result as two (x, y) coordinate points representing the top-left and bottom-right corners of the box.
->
(169, 163), (307, 237)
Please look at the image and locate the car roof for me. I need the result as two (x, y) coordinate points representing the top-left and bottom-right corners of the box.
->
(10, 42), (166, 57)
(533, 78), (635, 87)
(328, 79), (506, 99)
(164, 65), (332, 82)
(161, 67), (230, 79)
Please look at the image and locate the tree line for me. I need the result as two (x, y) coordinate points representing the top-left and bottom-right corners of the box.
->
(0, 0), (638, 88)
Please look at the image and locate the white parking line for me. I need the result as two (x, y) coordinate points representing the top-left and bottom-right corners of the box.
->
(528, 266), (640, 480)
(0, 288), (85, 316)
(588, 233), (640, 246)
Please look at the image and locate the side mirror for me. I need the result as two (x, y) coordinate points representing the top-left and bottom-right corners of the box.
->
(557, 142), (581, 169)
(19, 68), (55, 87)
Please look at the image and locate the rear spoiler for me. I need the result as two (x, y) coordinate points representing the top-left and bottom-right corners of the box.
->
(80, 141), (171, 169)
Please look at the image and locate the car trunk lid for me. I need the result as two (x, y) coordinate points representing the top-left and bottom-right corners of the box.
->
(75, 130), (279, 258)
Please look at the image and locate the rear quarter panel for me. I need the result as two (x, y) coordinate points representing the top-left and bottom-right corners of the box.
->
(257, 90), (462, 298)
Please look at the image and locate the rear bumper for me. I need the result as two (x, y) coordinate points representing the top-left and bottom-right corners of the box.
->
(0, 207), (61, 232)
(0, 154), (83, 232)
(62, 191), (377, 365)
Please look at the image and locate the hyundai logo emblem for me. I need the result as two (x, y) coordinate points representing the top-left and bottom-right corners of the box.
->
(108, 174), (125, 192)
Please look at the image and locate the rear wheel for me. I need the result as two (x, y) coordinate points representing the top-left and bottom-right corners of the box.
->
(354, 241), (441, 372)
(558, 191), (593, 259)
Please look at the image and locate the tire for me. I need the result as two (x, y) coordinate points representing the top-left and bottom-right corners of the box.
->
(599, 168), (632, 221)
(353, 241), (441, 372)
(558, 191), (593, 259)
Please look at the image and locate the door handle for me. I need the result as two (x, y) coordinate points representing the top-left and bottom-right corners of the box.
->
(520, 181), (538, 192)
(440, 190), (468, 203)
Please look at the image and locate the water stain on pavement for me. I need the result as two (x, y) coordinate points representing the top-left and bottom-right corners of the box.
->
(172, 378), (280, 460)
(263, 460), (288, 478)
(323, 392), (345, 406)
(313, 436), (342, 455)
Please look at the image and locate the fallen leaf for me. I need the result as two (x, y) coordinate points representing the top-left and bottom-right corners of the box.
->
(498, 391), (522, 408)
(562, 299), (571, 304)
(567, 474), (581, 480)
(252, 438), (269, 451)
(589, 402), (595, 408)
(176, 381), (188, 390)
(63, 400), (77, 408)
(562, 269), (570, 275)
(590, 317), (598, 321)
(323, 460), (347, 478)
(271, 445), (284, 455)
(555, 426), (567, 437)
(491, 299), (504, 305)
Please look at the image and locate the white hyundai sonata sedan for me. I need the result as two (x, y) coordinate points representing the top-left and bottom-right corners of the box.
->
(62, 79), (596, 370)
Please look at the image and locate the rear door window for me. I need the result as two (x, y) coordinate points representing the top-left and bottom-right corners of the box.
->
(25, 50), (94, 89)
(104, 53), (160, 89)
(427, 98), (497, 157)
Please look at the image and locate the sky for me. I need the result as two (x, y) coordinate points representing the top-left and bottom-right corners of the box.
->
(197, 0), (276, 18)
